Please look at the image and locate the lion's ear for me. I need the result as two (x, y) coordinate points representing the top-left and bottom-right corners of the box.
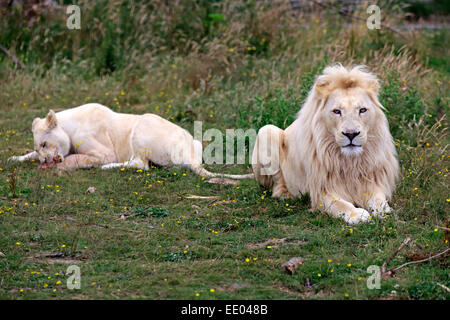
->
(368, 92), (385, 110)
(365, 78), (380, 95)
(365, 78), (383, 109)
(314, 77), (332, 98)
(45, 110), (58, 129)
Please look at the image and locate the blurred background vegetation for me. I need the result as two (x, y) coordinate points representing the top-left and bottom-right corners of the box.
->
(0, 1), (447, 110)
(0, 0), (448, 166)
(1, 0), (449, 75)
(0, 0), (448, 177)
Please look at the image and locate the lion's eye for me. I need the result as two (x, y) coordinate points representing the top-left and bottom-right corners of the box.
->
(332, 109), (341, 115)
(359, 108), (367, 114)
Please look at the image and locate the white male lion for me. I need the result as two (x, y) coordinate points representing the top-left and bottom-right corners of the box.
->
(252, 65), (399, 224)
(10, 103), (253, 179)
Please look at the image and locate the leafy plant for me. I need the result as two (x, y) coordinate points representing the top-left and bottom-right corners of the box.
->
(131, 206), (170, 218)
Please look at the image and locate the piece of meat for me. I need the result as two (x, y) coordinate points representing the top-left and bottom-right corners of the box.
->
(39, 162), (57, 169)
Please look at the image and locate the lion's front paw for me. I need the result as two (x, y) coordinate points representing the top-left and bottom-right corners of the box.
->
(342, 208), (371, 225)
(368, 200), (392, 218)
(272, 189), (294, 200)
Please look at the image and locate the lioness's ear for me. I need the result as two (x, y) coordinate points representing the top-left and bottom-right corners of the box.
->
(45, 110), (57, 129)
(32, 117), (41, 131)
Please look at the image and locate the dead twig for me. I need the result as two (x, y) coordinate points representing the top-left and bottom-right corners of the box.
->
(185, 195), (220, 200)
(206, 178), (240, 186)
(381, 237), (411, 276)
(389, 247), (450, 275)
(436, 282), (450, 293)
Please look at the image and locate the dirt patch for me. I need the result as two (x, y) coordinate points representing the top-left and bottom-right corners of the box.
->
(278, 285), (302, 297)
(278, 285), (331, 299)
(33, 258), (83, 264)
(70, 294), (91, 300)
(217, 283), (247, 292)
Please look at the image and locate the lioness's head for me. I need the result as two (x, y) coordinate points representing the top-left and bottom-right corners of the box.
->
(313, 65), (386, 157)
(32, 110), (70, 164)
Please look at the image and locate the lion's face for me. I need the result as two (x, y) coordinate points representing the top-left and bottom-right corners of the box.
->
(32, 110), (70, 164)
(322, 87), (378, 156)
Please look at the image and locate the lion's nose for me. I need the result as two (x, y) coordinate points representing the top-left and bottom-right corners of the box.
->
(342, 131), (360, 142)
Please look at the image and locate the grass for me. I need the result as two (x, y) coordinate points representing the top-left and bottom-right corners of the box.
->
(0, 0), (449, 300)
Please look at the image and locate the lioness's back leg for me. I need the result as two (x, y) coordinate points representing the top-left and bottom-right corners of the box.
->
(252, 125), (292, 199)
(103, 116), (195, 171)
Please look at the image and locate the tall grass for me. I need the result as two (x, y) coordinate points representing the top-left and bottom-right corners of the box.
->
(1, 1), (447, 136)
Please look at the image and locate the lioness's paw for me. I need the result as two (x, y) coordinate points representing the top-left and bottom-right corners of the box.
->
(342, 208), (371, 225)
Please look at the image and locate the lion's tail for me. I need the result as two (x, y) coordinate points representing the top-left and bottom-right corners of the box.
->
(191, 165), (254, 180)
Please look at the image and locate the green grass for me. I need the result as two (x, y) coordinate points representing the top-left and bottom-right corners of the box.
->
(0, 0), (449, 300)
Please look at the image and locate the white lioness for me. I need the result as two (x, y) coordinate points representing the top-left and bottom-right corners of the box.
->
(252, 65), (399, 224)
(10, 103), (253, 179)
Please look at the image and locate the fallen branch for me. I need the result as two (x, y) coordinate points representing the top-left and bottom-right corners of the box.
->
(185, 195), (220, 200)
(381, 237), (411, 276)
(389, 247), (450, 275)
(0, 43), (26, 69)
(206, 178), (240, 186)
(436, 282), (450, 293)
(435, 225), (450, 232)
